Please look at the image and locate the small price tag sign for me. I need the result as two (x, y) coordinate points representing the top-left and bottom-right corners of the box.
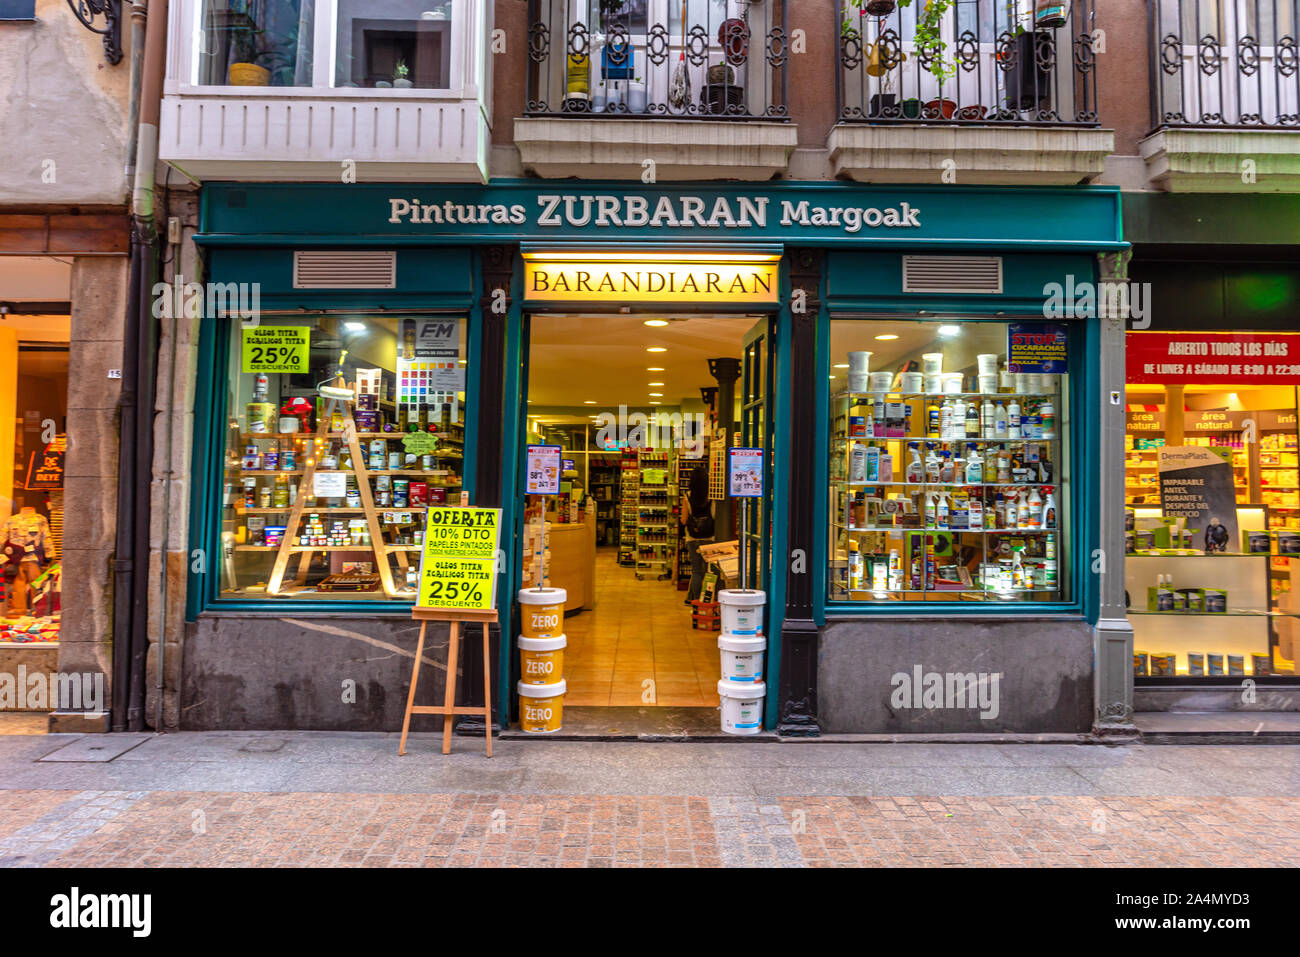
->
(417, 506), (502, 611)
(401, 432), (440, 456)
(526, 445), (562, 495)
(242, 327), (310, 374)
(728, 447), (765, 498)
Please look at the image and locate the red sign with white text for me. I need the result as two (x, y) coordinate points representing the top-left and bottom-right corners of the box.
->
(1127, 332), (1300, 384)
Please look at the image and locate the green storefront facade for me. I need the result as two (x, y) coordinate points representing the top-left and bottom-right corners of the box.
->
(183, 181), (1129, 734)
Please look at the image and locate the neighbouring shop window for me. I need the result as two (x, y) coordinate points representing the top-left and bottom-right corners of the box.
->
(1124, 330), (1299, 679)
(220, 314), (468, 601)
(828, 318), (1070, 604)
(334, 0), (455, 89)
(1, 344), (68, 645)
(199, 0), (316, 87)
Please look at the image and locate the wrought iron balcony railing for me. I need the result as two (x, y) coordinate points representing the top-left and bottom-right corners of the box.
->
(1150, 0), (1299, 128)
(836, 0), (1099, 125)
(526, 0), (789, 120)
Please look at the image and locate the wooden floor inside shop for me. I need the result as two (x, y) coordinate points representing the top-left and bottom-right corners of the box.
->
(563, 548), (721, 708)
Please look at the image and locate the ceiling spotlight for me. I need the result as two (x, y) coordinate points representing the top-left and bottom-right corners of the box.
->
(344, 321), (367, 332)
(938, 325), (961, 337)
(584, 400), (597, 405)
(647, 347), (667, 353)
(648, 382), (665, 386)
(875, 334), (899, 341)
(833, 363), (849, 369)
(647, 366), (665, 372)
(644, 319), (669, 327)
(649, 392), (663, 397)
(649, 401), (661, 405)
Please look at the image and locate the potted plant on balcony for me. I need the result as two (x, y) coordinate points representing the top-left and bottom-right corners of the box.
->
(702, 16), (748, 115)
(227, 19), (270, 86)
(393, 59), (413, 88)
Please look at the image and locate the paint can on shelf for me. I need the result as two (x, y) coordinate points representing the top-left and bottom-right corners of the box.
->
(518, 634), (566, 684)
(717, 679), (766, 735)
(518, 679), (566, 734)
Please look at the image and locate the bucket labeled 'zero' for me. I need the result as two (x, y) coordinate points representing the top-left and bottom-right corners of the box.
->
(718, 589), (765, 636)
(718, 634), (765, 682)
(518, 587), (566, 639)
(518, 679), (566, 734)
(519, 634), (566, 684)
(717, 679), (766, 735)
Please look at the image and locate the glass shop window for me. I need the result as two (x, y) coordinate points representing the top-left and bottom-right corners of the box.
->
(220, 314), (468, 601)
(827, 318), (1072, 604)
(334, 0), (456, 89)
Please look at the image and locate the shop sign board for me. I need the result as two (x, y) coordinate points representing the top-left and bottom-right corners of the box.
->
(1157, 447), (1239, 552)
(242, 326), (310, 373)
(1127, 332), (1300, 384)
(1125, 411), (1166, 433)
(524, 257), (780, 305)
(729, 448), (765, 497)
(525, 445), (562, 495)
(24, 436), (65, 489)
(1007, 323), (1069, 374)
(1259, 410), (1298, 432)
(1184, 410), (1249, 434)
(416, 506), (501, 611)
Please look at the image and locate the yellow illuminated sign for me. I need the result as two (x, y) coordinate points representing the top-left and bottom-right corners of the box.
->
(417, 507), (501, 611)
(523, 253), (781, 305)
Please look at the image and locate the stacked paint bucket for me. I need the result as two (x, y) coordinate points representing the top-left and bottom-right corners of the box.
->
(716, 589), (766, 735)
(517, 587), (567, 734)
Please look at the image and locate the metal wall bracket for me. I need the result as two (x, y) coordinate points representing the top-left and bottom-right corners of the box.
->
(66, 0), (123, 65)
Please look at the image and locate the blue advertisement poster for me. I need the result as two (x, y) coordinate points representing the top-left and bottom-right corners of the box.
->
(1007, 323), (1069, 374)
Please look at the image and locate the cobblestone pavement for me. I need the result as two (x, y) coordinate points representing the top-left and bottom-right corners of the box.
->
(0, 790), (1294, 867)
(0, 733), (1296, 867)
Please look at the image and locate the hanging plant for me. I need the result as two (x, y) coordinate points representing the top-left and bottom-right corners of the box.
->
(842, 0), (957, 82)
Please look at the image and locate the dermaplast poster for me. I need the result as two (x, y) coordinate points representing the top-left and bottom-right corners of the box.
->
(1157, 446), (1239, 552)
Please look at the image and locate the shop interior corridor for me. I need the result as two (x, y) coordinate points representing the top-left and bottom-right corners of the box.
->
(563, 549), (720, 708)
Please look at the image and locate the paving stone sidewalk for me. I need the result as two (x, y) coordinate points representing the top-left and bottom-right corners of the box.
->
(1, 790), (1295, 867)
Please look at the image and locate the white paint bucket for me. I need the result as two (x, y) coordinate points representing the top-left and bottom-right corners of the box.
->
(1024, 372), (1043, 393)
(977, 374), (999, 394)
(718, 589), (765, 636)
(921, 352), (944, 375)
(943, 372), (964, 394)
(976, 353), (999, 376)
(900, 371), (923, 393)
(848, 373), (869, 393)
(848, 350), (872, 374)
(717, 679), (766, 735)
(868, 371), (894, 393)
(924, 373), (945, 394)
(718, 634), (766, 682)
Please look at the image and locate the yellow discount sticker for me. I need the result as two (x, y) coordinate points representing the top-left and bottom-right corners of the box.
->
(242, 327), (310, 374)
(417, 506), (501, 610)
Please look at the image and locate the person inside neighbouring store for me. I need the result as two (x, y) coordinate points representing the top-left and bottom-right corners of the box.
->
(681, 461), (715, 605)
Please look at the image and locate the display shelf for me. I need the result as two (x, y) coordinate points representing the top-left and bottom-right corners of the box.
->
(838, 523), (1055, 534)
(842, 482), (1055, 490)
(832, 390), (1056, 401)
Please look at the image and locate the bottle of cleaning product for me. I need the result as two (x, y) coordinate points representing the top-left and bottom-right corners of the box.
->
(965, 400), (980, 439)
(865, 446), (880, 483)
(1041, 488), (1057, 528)
(1005, 490), (1020, 529)
(888, 549), (902, 590)
(984, 450), (998, 484)
(850, 443), (867, 483)
(906, 444), (924, 484)
(848, 540), (863, 590)
(1025, 488), (1042, 529)
(924, 491), (938, 528)
(981, 398), (995, 439)
(1045, 531), (1057, 560)
(996, 449), (1012, 484)
(993, 492), (1006, 528)
(1041, 400), (1056, 440)
(965, 450), (983, 484)
(925, 449), (941, 484)
(994, 400), (1008, 440)
(938, 451), (955, 484)
(910, 552), (923, 590)
(1012, 551), (1025, 589)
(1008, 398), (1022, 439)
(952, 398), (966, 440)
(940, 398), (954, 440)
(936, 491), (950, 530)
(872, 557), (888, 591)
(878, 450), (894, 483)
(927, 401), (941, 439)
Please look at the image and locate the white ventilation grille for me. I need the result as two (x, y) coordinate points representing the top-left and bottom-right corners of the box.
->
(902, 255), (1003, 295)
(293, 250), (397, 289)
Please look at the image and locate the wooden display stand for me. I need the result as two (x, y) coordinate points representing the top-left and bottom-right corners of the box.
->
(398, 606), (496, 757)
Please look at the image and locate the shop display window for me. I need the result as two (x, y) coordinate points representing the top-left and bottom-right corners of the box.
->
(219, 314), (468, 601)
(0, 345), (67, 644)
(827, 318), (1071, 604)
(1123, 336), (1299, 678)
(199, 0), (316, 88)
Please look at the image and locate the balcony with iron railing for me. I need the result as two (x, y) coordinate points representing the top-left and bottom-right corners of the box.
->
(826, 0), (1113, 184)
(514, 0), (798, 179)
(1141, 0), (1300, 189)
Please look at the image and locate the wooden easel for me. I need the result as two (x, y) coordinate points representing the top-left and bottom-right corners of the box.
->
(398, 605), (497, 757)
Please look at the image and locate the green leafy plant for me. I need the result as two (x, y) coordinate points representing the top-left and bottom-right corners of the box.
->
(842, 0), (957, 82)
(394, 58), (410, 81)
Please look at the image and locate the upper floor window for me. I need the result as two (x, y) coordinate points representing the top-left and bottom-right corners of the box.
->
(189, 0), (472, 91)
